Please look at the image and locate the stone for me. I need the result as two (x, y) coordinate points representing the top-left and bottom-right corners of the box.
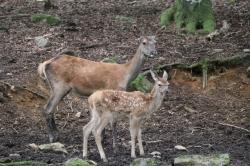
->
(175, 145), (188, 151)
(150, 151), (161, 159)
(243, 49), (250, 53)
(34, 36), (50, 48)
(75, 112), (81, 118)
(9, 153), (21, 158)
(174, 154), (230, 166)
(130, 158), (157, 166)
(38, 142), (68, 154)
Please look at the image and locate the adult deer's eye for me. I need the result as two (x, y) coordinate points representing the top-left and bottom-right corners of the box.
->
(142, 42), (146, 45)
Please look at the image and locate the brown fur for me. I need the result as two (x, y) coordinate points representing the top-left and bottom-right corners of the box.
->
(47, 55), (127, 95)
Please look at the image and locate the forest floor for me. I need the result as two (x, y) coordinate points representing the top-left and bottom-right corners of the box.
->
(0, 0), (249, 165)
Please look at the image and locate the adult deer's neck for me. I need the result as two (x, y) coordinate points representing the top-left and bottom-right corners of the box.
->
(125, 46), (145, 86)
(148, 86), (165, 113)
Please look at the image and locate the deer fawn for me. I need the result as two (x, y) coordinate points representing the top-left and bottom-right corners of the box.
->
(38, 36), (157, 147)
(83, 70), (169, 162)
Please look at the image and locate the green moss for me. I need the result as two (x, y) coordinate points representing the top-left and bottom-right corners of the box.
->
(31, 14), (60, 26)
(130, 74), (153, 92)
(65, 158), (92, 166)
(0, 161), (45, 166)
(160, 5), (176, 26)
(160, 0), (215, 34)
(101, 56), (118, 63)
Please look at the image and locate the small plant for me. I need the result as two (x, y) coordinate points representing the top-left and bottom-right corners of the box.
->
(130, 74), (153, 92)
(115, 15), (134, 23)
(31, 14), (60, 26)
(101, 56), (118, 63)
(65, 158), (92, 166)
(160, 0), (215, 34)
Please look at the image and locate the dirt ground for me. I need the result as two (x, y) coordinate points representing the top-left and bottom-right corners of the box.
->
(0, 0), (249, 165)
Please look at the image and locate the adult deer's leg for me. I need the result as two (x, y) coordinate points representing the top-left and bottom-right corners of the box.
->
(42, 82), (71, 142)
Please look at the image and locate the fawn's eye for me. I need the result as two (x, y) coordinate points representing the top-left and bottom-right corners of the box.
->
(142, 42), (146, 45)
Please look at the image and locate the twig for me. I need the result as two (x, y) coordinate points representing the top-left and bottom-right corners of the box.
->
(210, 121), (250, 133)
(11, 126), (19, 133)
(62, 113), (70, 129)
(145, 140), (163, 144)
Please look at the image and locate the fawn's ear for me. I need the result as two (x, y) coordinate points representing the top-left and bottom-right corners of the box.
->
(162, 70), (168, 80)
(150, 70), (158, 81)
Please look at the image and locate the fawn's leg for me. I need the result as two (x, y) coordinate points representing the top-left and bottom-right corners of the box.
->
(130, 116), (140, 158)
(137, 127), (144, 156)
(83, 116), (96, 158)
(94, 112), (112, 162)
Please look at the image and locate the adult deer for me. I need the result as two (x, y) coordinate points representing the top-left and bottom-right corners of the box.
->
(38, 36), (157, 146)
(83, 70), (169, 162)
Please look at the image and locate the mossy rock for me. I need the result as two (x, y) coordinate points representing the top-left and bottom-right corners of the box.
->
(65, 158), (93, 166)
(31, 14), (61, 26)
(174, 154), (230, 166)
(160, 0), (215, 34)
(131, 158), (157, 166)
(0, 161), (46, 166)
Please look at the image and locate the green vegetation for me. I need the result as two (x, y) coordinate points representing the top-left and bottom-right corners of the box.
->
(101, 56), (118, 63)
(31, 14), (61, 26)
(65, 158), (92, 166)
(130, 74), (153, 92)
(0, 161), (45, 166)
(115, 15), (134, 23)
(160, 0), (215, 34)
(131, 158), (157, 166)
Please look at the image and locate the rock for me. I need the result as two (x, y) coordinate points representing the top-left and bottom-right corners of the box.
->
(174, 154), (230, 166)
(175, 145), (188, 151)
(6, 73), (13, 76)
(247, 67), (250, 78)
(150, 151), (161, 159)
(34, 36), (50, 48)
(243, 49), (250, 53)
(65, 158), (95, 166)
(0, 157), (11, 163)
(130, 158), (157, 166)
(38, 142), (68, 154)
(29, 143), (39, 150)
(75, 112), (81, 118)
(9, 153), (21, 158)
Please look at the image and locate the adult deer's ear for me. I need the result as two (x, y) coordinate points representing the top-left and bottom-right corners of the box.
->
(150, 70), (158, 81)
(162, 70), (168, 80)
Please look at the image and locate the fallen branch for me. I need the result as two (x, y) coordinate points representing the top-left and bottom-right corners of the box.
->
(210, 121), (250, 133)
